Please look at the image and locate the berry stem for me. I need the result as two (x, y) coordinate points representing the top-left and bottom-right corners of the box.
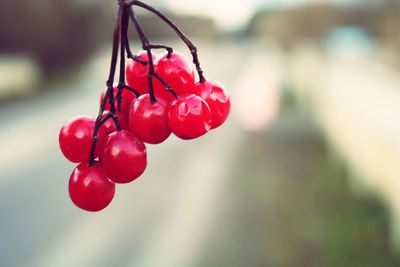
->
(131, 0), (206, 83)
(106, 6), (122, 114)
(117, 7), (129, 112)
(89, 5), (123, 166)
(123, 26), (147, 66)
(127, 6), (158, 103)
(148, 44), (173, 57)
(123, 16), (134, 60)
(127, 6), (178, 102)
(124, 85), (140, 97)
(153, 72), (178, 99)
(89, 0), (206, 165)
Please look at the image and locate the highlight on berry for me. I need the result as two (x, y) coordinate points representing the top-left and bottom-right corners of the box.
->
(59, 0), (231, 212)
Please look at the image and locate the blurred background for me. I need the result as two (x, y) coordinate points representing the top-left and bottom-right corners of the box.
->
(1, 0), (400, 266)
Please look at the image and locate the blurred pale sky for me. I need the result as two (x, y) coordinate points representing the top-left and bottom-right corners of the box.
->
(156, 0), (377, 30)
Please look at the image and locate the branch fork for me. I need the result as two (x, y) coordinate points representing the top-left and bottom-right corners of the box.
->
(89, 1), (206, 165)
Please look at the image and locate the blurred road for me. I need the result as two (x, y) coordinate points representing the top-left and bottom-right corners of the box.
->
(0, 40), (270, 267)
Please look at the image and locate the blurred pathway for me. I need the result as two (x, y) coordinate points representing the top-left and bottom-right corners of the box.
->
(194, 103), (400, 267)
(289, 46), (400, 246)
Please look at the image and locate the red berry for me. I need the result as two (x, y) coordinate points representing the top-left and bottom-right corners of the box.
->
(100, 86), (136, 116)
(59, 115), (121, 163)
(97, 112), (130, 157)
(168, 94), (212, 140)
(193, 81), (230, 129)
(59, 116), (95, 163)
(116, 111), (130, 130)
(69, 163), (115, 212)
(100, 131), (147, 184)
(129, 94), (171, 144)
(126, 50), (156, 95)
(154, 51), (195, 102)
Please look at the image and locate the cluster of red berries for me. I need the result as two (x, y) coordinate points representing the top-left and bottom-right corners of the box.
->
(59, 50), (230, 212)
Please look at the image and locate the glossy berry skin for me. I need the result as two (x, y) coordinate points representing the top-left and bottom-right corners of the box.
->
(100, 86), (136, 116)
(116, 111), (130, 130)
(129, 94), (171, 144)
(168, 94), (212, 140)
(193, 81), (230, 129)
(154, 51), (195, 102)
(100, 131), (147, 184)
(59, 116), (95, 163)
(59, 115), (120, 163)
(126, 50), (156, 95)
(69, 163), (115, 212)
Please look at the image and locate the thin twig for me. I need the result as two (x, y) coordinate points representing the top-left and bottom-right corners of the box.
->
(127, 6), (158, 103)
(89, 5), (123, 165)
(132, 0), (206, 82)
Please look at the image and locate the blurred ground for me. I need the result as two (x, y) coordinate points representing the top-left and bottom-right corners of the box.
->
(197, 99), (400, 267)
(0, 39), (399, 267)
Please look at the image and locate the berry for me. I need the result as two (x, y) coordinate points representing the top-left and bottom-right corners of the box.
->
(168, 94), (212, 140)
(59, 115), (120, 163)
(193, 81), (230, 129)
(59, 116), (95, 163)
(154, 51), (195, 102)
(69, 163), (115, 212)
(100, 131), (147, 184)
(126, 50), (156, 95)
(129, 94), (171, 144)
(100, 86), (136, 116)
(116, 111), (130, 130)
